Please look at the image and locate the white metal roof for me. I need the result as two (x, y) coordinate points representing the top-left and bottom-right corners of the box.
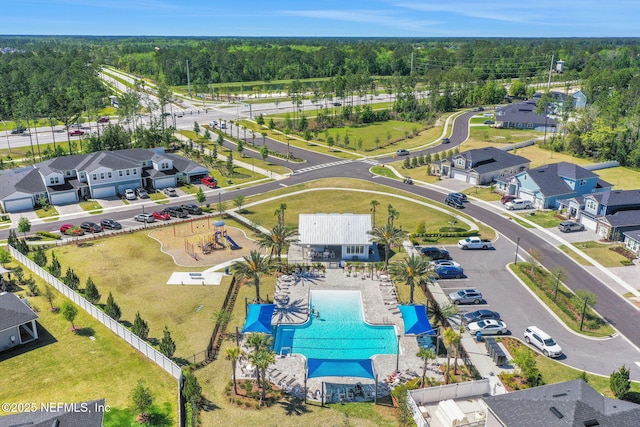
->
(298, 213), (372, 245)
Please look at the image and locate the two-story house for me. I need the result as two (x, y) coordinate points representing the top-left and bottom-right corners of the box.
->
(579, 190), (640, 239)
(504, 162), (612, 209)
(436, 146), (530, 185)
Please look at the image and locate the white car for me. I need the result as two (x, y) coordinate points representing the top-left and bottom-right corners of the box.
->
(134, 213), (155, 223)
(163, 187), (177, 197)
(524, 326), (563, 357)
(124, 189), (136, 200)
(505, 199), (533, 210)
(430, 260), (461, 268)
(468, 319), (508, 336)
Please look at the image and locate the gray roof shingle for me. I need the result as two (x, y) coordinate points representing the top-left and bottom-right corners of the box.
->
(443, 146), (530, 175)
(0, 398), (105, 427)
(496, 100), (557, 127)
(603, 210), (640, 227)
(0, 292), (39, 332)
(590, 190), (640, 209)
(523, 162), (602, 197)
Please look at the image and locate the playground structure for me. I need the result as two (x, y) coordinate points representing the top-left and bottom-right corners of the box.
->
(186, 220), (242, 256)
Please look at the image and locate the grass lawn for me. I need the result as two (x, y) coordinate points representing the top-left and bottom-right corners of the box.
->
(0, 280), (177, 425)
(371, 165), (397, 179)
(570, 241), (631, 267)
(515, 210), (563, 228)
(46, 232), (221, 358)
(596, 166), (640, 190)
(468, 127), (539, 146)
(558, 244), (592, 266)
(35, 206), (59, 221)
(79, 200), (103, 214)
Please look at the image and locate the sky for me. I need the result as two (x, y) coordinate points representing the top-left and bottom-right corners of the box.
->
(3, 0), (640, 38)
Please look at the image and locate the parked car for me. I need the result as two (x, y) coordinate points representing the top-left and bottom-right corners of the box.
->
(163, 207), (187, 218)
(97, 117), (110, 123)
(134, 213), (155, 223)
(332, 102), (342, 106)
(504, 198), (533, 210)
(181, 204), (203, 215)
(558, 221), (585, 233)
(124, 189), (136, 200)
(208, 121), (218, 127)
(136, 187), (149, 199)
(524, 326), (563, 357)
(163, 187), (177, 197)
(483, 120), (495, 125)
(70, 123), (83, 129)
(462, 309), (501, 324)
(100, 219), (122, 230)
(430, 259), (461, 268)
(468, 319), (508, 336)
(441, 137), (451, 144)
(220, 123), (227, 129)
(68, 129), (84, 136)
(396, 149), (410, 156)
(201, 176), (218, 188)
(445, 195), (464, 209)
(501, 195), (517, 204)
(152, 211), (170, 221)
(59, 224), (83, 236)
(420, 247), (452, 260)
(448, 192), (467, 202)
(80, 221), (103, 233)
(10, 127), (26, 134)
(457, 237), (493, 250)
(449, 289), (483, 305)
(434, 265), (464, 279)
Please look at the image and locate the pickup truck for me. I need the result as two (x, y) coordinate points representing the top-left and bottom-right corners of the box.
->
(457, 237), (493, 250)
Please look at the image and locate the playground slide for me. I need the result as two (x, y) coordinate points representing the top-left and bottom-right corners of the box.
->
(224, 234), (241, 250)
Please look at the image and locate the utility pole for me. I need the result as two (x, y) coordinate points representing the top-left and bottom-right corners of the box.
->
(186, 60), (191, 97)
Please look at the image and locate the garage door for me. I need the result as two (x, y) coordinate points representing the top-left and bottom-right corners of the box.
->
(580, 215), (598, 231)
(154, 176), (176, 189)
(469, 175), (478, 185)
(50, 192), (77, 205)
(452, 170), (467, 182)
(92, 186), (117, 199)
(4, 198), (34, 212)
(518, 192), (535, 202)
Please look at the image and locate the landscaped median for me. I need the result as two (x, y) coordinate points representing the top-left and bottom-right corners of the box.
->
(509, 262), (615, 337)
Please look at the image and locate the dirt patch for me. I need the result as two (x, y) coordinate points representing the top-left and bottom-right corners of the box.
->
(148, 217), (262, 267)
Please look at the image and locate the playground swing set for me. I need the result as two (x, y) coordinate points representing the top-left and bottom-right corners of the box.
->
(184, 220), (241, 259)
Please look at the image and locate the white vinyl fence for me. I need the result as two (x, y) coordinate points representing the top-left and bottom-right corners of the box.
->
(9, 246), (182, 380)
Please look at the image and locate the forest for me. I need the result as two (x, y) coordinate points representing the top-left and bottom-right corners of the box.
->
(1, 36), (640, 166)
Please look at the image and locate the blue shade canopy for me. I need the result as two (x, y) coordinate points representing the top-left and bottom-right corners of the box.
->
(307, 358), (375, 379)
(398, 305), (435, 335)
(242, 304), (276, 334)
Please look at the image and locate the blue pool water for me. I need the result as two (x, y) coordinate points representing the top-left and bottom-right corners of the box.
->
(274, 290), (398, 363)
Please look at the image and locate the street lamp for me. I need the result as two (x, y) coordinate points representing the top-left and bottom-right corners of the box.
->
(514, 237), (521, 264)
(395, 334), (401, 373)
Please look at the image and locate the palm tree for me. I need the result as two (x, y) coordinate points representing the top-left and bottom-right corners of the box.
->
(231, 251), (273, 303)
(417, 347), (436, 387)
(367, 223), (408, 271)
(370, 200), (380, 226)
(245, 332), (272, 352)
(387, 204), (399, 227)
(278, 203), (287, 226)
(249, 348), (276, 406)
(390, 255), (432, 304)
(225, 346), (245, 395)
(442, 327), (461, 384)
(256, 225), (298, 261)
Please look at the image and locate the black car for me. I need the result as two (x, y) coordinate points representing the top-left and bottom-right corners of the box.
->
(441, 137), (451, 144)
(100, 219), (122, 230)
(445, 195), (464, 209)
(420, 247), (452, 260)
(10, 127), (26, 134)
(463, 309), (501, 324)
(164, 207), (187, 218)
(80, 221), (103, 233)
(181, 204), (203, 215)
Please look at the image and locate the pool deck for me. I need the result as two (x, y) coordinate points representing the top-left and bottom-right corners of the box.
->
(237, 268), (448, 402)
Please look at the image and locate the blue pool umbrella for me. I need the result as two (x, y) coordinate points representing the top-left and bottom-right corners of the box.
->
(307, 359), (375, 379)
(398, 305), (435, 335)
(242, 304), (276, 334)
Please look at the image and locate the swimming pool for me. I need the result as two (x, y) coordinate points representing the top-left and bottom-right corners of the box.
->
(274, 290), (397, 376)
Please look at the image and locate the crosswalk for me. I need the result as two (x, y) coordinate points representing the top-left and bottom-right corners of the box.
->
(292, 158), (380, 174)
(359, 159), (380, 166)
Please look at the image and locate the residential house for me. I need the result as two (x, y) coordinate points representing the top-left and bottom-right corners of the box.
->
(502, 162), (612, 209)
(623, 230), (640, 255)
(436, 146), (530, 185)
(297, 213), (373, 261)
(0, 148), (209, 213)
(495, 100), (556, 131)
(0, 292), (39, 352)
(0, 398), (106, 426)
(572, 90), (587, 109)
(578, 190), (640, 237)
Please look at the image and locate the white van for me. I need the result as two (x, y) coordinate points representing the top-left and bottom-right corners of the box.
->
(524, 326), (563, 357)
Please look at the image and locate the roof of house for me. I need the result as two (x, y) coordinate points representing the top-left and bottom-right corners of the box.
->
(298, 213), (372, 245)
(443, 146), (530, 175)
(623, 230), (640, 242)
(496, 100), (557, 126)
(0, 167), (46, 199)
(589, 190), (640, 208)
(484, 379), (640, 427)
(603, 210), (640, 228)
(0, 398), (105, 427)
(521, 162), (607, 197)
(0, 292), (39, 332)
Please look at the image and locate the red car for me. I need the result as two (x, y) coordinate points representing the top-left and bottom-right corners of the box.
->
(97, 117), (110, 123)
(501, 195), (517, 204)
(69, 129), (85, 136)
(152, 211), (170, 221)
(201, 176), (218, 188)
(59, 224), (84, 236)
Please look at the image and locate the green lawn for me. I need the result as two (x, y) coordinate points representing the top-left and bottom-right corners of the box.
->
(0, 280), (177, 425)
(79, 200), (103, 214)
(558, 244), (592, 266)
(571, 241), (632, 267)
(515, 210), (563, 228)
(35, 206), (60, 221)
(596, 166), (640, 190)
